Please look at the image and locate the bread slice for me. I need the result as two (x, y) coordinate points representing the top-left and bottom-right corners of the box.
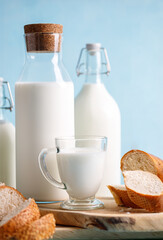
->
(121, 150), (163, 181)
(13, 213), (56, 240)
(108, 185), (139, 208)
(0, 186), (26, 221)
(0, 198), (40, 239)
(123, 170), (163, 212)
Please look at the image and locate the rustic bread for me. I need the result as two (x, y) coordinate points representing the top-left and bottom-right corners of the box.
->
(13, 213), (56, 240)
(108, 185), (139, 208)
(121, 150), (163, 181)
(0, 198), (40, 239)
(0, 186), (25, 221)
(123, 170), (163, 212)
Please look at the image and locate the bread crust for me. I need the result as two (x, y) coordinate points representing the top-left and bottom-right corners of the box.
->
(108, 185), (139, 208)
(149, 153), (163, 181)
(13, 213), (56, 240)
(125, 186), (163, 212)
(121, 150), (163, 182)
(0, 198), (40, 239)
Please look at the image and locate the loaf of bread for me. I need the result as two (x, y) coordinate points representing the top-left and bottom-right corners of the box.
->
(121, 149), (163, 181)
(0, 198), (40, 239)
(13, 213), (56, 240)
(0, 184), (56, 239)
(123, 170), (163, 212)
(0, 185), (25, 221)
(108, 185), (139, 208)
(108, 150), (163, 212)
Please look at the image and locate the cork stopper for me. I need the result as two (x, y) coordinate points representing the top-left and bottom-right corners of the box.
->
(24, 23), (63, 52)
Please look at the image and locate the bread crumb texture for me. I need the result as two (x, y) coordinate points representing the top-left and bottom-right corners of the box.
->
(124, 170), (163, 212)
(124, 170), (163, 195)
(0, 186), (25, 221)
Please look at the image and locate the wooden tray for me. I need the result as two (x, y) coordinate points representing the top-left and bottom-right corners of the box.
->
(39, 198), (163, 233)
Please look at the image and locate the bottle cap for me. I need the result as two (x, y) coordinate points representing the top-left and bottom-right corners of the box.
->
(24, 23), (63, 52)
(86, 43), (101, 51)
(24, 23), (63, 34)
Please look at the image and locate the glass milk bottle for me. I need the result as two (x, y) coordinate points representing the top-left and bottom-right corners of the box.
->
(75, 43), (121, 197)
(15, 24), (74, 201)
(0, 79), (15, 187)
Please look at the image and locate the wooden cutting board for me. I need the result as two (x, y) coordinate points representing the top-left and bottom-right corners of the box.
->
(53, 227), (163, 239)
(39, 198), (163, 232)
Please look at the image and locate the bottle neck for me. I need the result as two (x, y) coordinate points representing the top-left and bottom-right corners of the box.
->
(85, 50), (103, 84)
(0, 81), (14, 123)
(0, 84), (6, 122)
(85, 74), (102, 84)
(0, 108), (6, 122)
(0, 109), (3, 120)
(26, 51), (62, 64)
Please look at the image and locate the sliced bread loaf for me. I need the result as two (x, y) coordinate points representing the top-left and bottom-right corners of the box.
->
(13, 213), (56, 240)
(0, 198), (40, 239)
(121, 150), (163, 181)
(0, 186), (25, 221)
(108, 185), (139, 208)
(123, 170), (163, 212)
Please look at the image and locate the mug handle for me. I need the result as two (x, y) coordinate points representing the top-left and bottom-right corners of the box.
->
(38, 148), (66, 190)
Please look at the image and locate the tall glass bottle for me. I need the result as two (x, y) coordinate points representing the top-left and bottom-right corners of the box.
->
(75, 43), (121, 197)
(15, 24), (74, 201)
(0, 79), (15, 187)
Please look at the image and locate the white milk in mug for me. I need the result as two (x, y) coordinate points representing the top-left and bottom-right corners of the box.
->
(38, 136), (107, 210)
(57, 148), (105, 199)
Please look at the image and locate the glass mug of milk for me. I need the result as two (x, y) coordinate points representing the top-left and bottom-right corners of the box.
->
(38, 136), (107, 210)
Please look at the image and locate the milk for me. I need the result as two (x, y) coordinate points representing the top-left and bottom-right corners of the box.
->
(0, 121), (15, 187)
(57, 148), (105, 199)
(75, 83), (121, 197)
(15, 82), (74, 201)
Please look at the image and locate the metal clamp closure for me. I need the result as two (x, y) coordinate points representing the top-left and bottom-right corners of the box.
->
(0, 80), (14, 112)
(76, 47), (111, 76)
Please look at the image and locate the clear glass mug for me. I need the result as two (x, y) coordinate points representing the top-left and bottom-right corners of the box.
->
(38, 136), (107, 210)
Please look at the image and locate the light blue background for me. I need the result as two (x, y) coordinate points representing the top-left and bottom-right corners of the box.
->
(0, 0), (163, 159)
